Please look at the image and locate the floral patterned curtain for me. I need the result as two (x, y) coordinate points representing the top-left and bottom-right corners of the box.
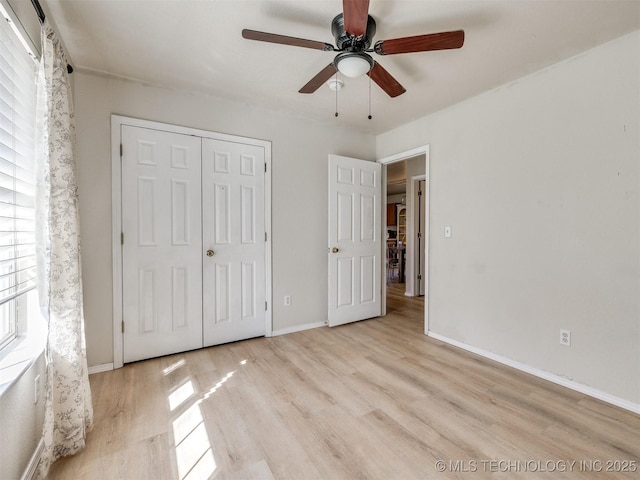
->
(35, 21), (93, 478)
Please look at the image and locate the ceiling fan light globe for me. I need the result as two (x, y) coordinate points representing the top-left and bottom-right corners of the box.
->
(336, 54), (372, 78)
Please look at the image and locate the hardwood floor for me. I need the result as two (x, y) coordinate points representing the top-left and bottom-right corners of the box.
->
(49, 286), (639, 479)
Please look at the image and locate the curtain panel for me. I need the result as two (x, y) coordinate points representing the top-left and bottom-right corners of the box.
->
(35, 20), (93, 478)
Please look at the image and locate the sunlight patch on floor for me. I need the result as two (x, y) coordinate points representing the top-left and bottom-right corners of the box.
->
(169, 380), (195, 411)
(163, 358), (186, 375)
(202, 371), (235, 400)
(166, 358), (249, 479)
(173, 402), (217, 479)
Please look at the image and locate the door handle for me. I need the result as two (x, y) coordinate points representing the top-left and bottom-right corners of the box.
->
(331, 247), (340, 253)
(206, 249), (214, 257)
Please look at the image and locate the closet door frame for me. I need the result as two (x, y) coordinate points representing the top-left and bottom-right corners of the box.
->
(111, 115), (272, 369)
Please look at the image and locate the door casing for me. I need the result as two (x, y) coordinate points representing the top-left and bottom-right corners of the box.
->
(415, 178), (426, 296)
(378, 145), (430, 333)
(111, 115), (272, 369)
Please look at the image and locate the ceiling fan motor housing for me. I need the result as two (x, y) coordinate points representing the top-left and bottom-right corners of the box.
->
(331, 13), (377, 51)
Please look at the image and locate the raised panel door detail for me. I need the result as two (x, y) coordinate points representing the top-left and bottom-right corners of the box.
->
(337, 166), (354, 185)
(171, 180), (190, 246)
(137, 140), (157, 166)
(171, 145), (189, 169)
(241, 186), (255, 244)
(138, 268), (156, 333)
(215, 263), (230, 324)
(360, 169), (376, 187)
(172, 267), (188, 329)
(337, 192), (353, 243)
(214, 152), (231, 174)
(360, 255), (375, 304)
(240, 154), (255, 176)
(241, 261), (255, 319)
(360, 194), (375, 242)
(214, 183), (231, 245)
(137, 177), (156, 246)
(337, 257), (354, 308)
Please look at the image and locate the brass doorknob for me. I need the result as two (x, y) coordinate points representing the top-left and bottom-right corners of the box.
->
(206, 249), (214, 257)
(331, 247), (340, 253)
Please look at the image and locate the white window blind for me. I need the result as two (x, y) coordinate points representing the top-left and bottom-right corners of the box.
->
(0, 6), (37, 349)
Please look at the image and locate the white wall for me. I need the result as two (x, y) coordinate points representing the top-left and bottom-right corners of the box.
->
(0, 353), (45, 479)
(74, 72), (375, 367)
(377, 31), (640, 405)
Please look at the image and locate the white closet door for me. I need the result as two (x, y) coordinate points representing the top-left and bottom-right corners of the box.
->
(122, 125), (203, 363)
(202, 139), (266, 346)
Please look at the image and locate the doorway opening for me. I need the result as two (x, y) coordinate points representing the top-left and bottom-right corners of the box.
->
(379, 146), (429, 335)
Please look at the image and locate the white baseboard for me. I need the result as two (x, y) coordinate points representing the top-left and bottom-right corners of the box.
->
(88, 363), (114, 375)
(21, 438), (44, 480)
(272, 321), (326, 337)
(428, 332), (640, 415)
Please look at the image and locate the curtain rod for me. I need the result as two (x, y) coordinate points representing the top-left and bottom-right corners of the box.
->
(29, 0), (45, 23)
(30, 0), (73, 73)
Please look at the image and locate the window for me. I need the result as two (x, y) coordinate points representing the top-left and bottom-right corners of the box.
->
(0, 2), (38, 351)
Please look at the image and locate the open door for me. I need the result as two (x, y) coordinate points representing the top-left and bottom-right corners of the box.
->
(328, 155), (382, 327)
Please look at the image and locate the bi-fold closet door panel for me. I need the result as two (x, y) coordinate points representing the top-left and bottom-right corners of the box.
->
(202, 139), (266, 347)
(122, 126), (203, 363)
(121, 126), (266, 363)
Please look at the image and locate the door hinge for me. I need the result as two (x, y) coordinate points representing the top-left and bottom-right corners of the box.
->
(120, 143), (123, 157)
(264, 162), (267, 172)
(418, 189), (422, 196)
(265, 301), (268, 311)
(265, 232), (267, 242)
(417, 232), (422, 238)
(121, 320), (125, 333)
(417, 274), (422, 280)
(121, 232), (124, 245)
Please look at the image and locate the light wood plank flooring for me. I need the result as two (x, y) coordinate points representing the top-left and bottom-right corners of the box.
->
(49, 287), (639, 479)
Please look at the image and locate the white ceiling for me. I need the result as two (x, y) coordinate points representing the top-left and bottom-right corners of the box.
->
(42, 0), (640, 135)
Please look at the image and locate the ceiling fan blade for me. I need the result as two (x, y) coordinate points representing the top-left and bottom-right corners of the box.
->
(367, 62), (406, 98)
(242, 29), (334, 51)
(343, 0), (370, 37)
(299, 64), (338, 94)
(374, 30), (465, 55)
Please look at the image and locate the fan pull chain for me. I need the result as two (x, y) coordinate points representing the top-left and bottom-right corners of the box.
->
(335, 73), (339, 117)
(368, 75), (372, 120)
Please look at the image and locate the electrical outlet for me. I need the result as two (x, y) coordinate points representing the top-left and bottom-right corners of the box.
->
(560, 329), (571, 347)
(284, 295), (291, 306)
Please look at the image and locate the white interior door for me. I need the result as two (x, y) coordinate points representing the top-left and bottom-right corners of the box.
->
(328, 155), (382, 327)
(122, 125), (203, 363)
(202, 139), (266, 346)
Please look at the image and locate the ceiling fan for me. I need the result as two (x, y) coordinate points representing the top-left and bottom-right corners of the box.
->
(242, 0), (464, 98)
